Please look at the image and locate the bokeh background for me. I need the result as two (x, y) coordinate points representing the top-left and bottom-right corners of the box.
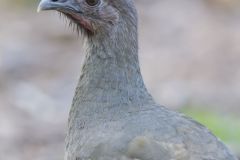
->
(0, 0), (240, 159)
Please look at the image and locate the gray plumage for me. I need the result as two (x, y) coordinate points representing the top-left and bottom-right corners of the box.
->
(37, 0), (237, 160)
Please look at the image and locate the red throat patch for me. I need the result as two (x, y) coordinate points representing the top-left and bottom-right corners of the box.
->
(65, 12), (94, 34)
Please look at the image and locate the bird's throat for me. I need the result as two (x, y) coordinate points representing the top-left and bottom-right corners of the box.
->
(72, 17), (153, 107)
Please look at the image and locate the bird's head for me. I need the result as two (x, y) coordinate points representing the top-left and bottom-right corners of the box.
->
(38, 0), (137, 37)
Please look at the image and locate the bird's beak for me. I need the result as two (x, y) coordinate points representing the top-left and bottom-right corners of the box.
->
(37, 0), (80, 13)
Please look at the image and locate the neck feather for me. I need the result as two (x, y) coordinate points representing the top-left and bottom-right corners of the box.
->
(72, 14), (153, 106)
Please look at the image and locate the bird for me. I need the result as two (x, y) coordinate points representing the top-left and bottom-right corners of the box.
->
(37, 0), (238, 160)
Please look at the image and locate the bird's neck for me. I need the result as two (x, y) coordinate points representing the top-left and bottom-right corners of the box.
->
(72, 21), (153, 107)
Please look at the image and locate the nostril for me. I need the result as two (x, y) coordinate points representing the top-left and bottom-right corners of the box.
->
(38, 0), (69, 12)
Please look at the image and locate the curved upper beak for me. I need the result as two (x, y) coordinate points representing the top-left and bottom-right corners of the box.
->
(37, 0), (81, 13)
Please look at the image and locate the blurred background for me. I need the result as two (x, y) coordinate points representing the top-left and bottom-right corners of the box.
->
(0, 0), (240, 159)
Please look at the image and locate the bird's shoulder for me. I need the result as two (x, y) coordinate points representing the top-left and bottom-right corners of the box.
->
(66, 103), (237, 160)
(116, 104), (237, 160)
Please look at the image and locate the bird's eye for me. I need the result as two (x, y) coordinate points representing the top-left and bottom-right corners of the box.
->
(86, 0), (99, 6)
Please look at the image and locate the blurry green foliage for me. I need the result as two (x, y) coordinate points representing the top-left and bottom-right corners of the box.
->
(181, 107), (240, 152)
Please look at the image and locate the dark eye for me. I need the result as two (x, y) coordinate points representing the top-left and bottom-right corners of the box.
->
(86, 0), (99, 6)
